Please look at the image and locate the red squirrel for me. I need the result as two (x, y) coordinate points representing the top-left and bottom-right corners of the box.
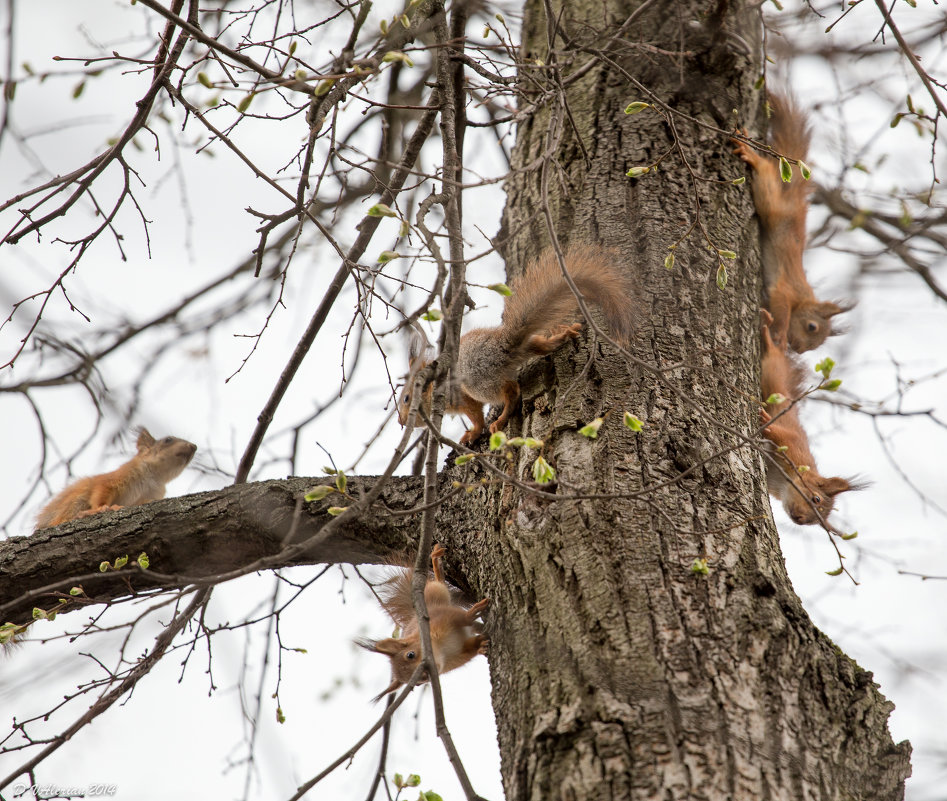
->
(398, 243), (636, 443)
(35, 428), (197, 530)
(359, 544), (489, 701)
(759, 311), (856, 525)
(732, 95), (847, 353)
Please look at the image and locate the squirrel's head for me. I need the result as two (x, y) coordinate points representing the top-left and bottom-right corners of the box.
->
(136, 428), (197, 481)
(396, 329), (436, 428)
(357, 635), (427, 702)
(781, 472), (861, 526)
(787, 301), (851, 353)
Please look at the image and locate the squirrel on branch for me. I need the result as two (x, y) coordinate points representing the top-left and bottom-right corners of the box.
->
(759, 311), (858, 525)
(398, 243), (636, 443)
(732, 94), (847, 353)
(35, 428), (197, 530)
(359, 544), (489, 702)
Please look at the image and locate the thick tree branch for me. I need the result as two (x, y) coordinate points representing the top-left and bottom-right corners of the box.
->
(0, 475), (440, 627)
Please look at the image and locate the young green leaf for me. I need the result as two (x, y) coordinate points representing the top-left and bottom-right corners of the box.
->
(454, 454), (475, 465)
(276, 707), (286, 724)
(305, 485), (335, 502)
(579, 418), (604, 438)
(237, 92), (255, 113)
(532, 456), (556, 484)
(624, 101), (650, 115)
(314, 78), (334, 97)
(690, 558), (710, 575)
(778, 156), (793, 183)
(623, 412), (644, 432)
(488, 283), (512, 296)
(841, 530), (859, 540)
(137, 553), (150, 570)
(421, 308), (443, 322)
(489, 431), (508, 451)
(366, 203), (397, 218)
(821, 378), (842, 392)
(69, 586), (83, 596)
(626, 166), (650, 178)
(197, 72), (213, 88)
(377, 250), (401, 263)
(335, 471), (347, 492)
(99, 561), (110, 573)
(664, 252), (675, 270)
(825, 566), (844, 576)
(732, 176), (746, 185)
(815, 357), (835, 379)
(716, 263), (728, 290)
(765, 393), (786, 406)
(382, 51), (414, 67)
(327, 506), (348, 516)
(114, 555), (129, 570)
(798, 160), (811, 180)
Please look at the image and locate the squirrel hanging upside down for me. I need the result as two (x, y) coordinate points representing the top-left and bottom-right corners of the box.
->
(359, 544), (489, 702)
(35, 428), (197, 530)
(398, 243), (637, 443)
(732, 94), (848, 353)
(759, 310), (858, 525)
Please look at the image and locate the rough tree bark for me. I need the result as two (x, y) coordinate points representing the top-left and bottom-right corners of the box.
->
(467, 1), (912, 800)
(0, 1), (911, 799)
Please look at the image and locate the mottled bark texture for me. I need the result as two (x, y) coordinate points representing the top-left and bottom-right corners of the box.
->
(472, 1), (911, 800)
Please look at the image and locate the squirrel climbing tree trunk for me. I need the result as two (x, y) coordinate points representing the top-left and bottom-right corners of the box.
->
(455, 1), (912, 799)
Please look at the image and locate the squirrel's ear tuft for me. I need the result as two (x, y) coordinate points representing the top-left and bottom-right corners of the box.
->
(822, 475), (868, 497)
(136, 428), (156, 450)
(355, 636), (404, 657)
(407, 324), (435, 368)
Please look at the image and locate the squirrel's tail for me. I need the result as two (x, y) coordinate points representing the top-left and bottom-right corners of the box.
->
(502, 243), (636, 350)
(768, 94), (811, 180)
(375, 569), (416, 630)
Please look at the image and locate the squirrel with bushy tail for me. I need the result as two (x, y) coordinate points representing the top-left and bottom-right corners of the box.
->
(399, 242), (637, 443)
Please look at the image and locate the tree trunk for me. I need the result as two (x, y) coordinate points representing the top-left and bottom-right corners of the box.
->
(466, 1), (912, 799)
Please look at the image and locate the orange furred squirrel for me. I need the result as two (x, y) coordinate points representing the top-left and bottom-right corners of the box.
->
(398, 243), (636, 444)
(732, 95), (846, 353)
(359, 544), (489, 701)
(35, 428), (197, 530)
(759, 311), (856, 525)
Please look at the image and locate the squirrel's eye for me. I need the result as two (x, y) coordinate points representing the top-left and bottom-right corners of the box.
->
(405, 651), (416, 660)
(811, 494), (822, 505)
(807, 322), (818, 332)
(163, 437), (174, 444)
